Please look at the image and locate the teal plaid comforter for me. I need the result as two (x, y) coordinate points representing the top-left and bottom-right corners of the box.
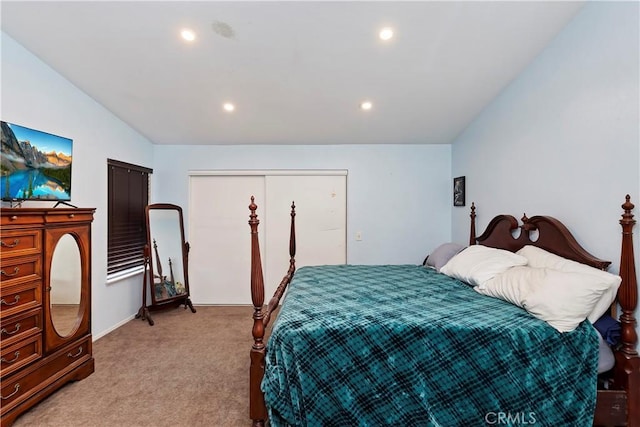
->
(263, 265), (598, 427)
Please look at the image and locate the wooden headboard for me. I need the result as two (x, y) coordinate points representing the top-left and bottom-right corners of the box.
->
(469, 202), (611, 270)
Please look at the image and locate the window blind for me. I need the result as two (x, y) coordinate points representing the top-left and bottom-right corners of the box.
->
(107, 159), (152, 276)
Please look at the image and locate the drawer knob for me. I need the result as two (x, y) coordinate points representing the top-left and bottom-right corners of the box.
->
(68, 214), (75, 218)
(0, 295), (20, 306)
(1, 351), (20, 364)
(1, 267), (20, 278)
(0, 384), (20, 400)
(1, 323), (21, 336)
(0, 239), (20, 248)
(9, 215), (17, 221)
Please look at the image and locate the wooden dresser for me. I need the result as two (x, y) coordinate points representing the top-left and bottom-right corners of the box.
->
(0, 208), (95, 427)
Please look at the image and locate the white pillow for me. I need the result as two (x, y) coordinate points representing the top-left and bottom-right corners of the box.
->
(476, 266), (618, 332)
(516, 245), (620, 322)
(440, 245), (528, 288)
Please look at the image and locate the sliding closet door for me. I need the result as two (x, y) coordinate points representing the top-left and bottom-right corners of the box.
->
(264, 174), (346, 298)
(188, 171), (346, 305)
(188, 175), (265, 304)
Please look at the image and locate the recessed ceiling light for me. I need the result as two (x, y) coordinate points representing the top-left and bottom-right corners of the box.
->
(181, 29), (196, 42)
(360, 101), (373, 111)
(223, 103), (235, 112)
(379, 27), (394, 41)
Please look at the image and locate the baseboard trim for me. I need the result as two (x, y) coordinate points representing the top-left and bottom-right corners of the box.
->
(93, 314), (136, 341)
(92, 306), (255, 341)
(191, 303), (253, 306)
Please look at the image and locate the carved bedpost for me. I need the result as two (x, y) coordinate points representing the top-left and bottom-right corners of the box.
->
(248, 197), (267, 427)
(263, 202), (297, 326)
(618, 195), (638, 356)
(289, 201), (296, 271)
(248, 199), (299, 426)
(469, 202), (476, 246)
(615, 195), (640, 425)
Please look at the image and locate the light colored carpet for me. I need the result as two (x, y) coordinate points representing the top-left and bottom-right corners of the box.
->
(13, 306), (255, 427)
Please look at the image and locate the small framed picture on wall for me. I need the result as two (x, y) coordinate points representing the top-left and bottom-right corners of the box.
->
(453, 176), (465, 207)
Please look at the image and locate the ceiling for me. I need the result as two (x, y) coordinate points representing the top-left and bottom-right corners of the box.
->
(1, 1), (585, 146)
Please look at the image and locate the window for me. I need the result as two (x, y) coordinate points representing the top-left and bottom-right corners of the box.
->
(107, 159), (152, 279)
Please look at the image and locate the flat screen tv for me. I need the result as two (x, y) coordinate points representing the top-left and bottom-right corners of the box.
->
(1, 121), (73, 202)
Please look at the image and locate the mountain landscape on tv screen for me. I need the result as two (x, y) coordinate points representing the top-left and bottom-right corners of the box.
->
(0, 121), (72, 201)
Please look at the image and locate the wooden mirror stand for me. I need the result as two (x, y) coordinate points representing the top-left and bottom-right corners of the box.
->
(136, 203), (195, 326)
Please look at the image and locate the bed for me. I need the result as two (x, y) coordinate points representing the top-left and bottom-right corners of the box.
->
(247, 195), (639, 427)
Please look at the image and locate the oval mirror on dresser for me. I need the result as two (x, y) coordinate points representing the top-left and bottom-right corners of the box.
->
(49, 233), (81, 337)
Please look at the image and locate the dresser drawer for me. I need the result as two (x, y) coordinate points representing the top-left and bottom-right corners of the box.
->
(45, 211), (94, 224)
(0, 336), (91, 414)
(0, 282), (41, 319)
(0, 255), (42, 288)
(0, 334), (41, 377)
(0, 308), (42, 349)
(1, 214), (44, 228)
(0, 229), (42, 259)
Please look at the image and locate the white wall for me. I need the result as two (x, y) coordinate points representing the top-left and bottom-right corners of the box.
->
(1, 32), (155, 339)
(451, 2), (639, 343)
(152, 144), (452, 265)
